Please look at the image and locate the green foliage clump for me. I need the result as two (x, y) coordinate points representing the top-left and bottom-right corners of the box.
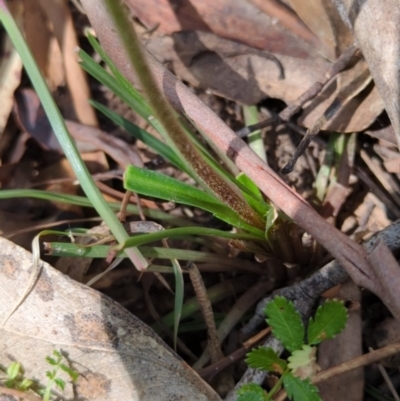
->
(238, 297), (348, 401)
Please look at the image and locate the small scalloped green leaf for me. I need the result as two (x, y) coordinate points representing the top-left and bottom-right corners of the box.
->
(245, 347), (287, 373)
(237, 383), (268, 401)
(265, 296), (305, 352)
(283, 372), (321, 401)
(6, 362), (21, 380)
(307, 299), (348, 345)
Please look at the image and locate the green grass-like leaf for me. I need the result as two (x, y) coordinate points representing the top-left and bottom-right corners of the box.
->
(117, 227), (261, 251)
(237, 383), (268, 401)
(90, 100), (189, 173)
(283, 373), (321, 401)
(124, 165), (264, 237)
(307, 299), (348, 345)
(265, 296), (305, 352)
(245, 347), (287, 373)
(0, 3), (147, 270)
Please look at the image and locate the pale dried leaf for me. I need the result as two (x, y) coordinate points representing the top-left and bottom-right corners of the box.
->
(0, 237), (222, 401)
(38, 0), (98, 126)
(299, 57), (383, 132)
(146, 31), (330, 105)
(0, 39), (22, 133)
(317, 281), (363, 401)
(23, 0), (65, 90)
(289, 0), (338, 59)
(0, 0), (23, 133)
(126, 0), (319, 58)
(331, 0), (400, 149)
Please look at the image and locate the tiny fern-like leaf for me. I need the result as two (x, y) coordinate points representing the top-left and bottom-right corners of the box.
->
(265, 296), (305, 352)
(283, 373), (321, 401)
(246, 347), (287, 373)
(237, 383), (268, 401)
(308, 299), (348, 345)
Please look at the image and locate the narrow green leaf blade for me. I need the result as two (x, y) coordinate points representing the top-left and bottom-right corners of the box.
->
(124, 166), (264, 237)
(237, 383), (268, 401)
(245, 347), (287, 373)
(265, 296), (305, 352)
(90, 101), (189, 173)
(236, 173), (269, 217)
(307, 300), (348, 345)
(283, 373), (321, 401)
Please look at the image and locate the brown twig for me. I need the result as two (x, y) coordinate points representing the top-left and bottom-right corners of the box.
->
(194, 279), (274, 370)
(236, 44), (359, 140)
(314, 341), (400, 384)
(199, 327), (271, 380)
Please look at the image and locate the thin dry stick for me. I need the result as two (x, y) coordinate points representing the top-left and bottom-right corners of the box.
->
(369, 347), (400, 401)
(314, 341), (400, 384)
(199, 327), (272, 380)
(279, 45), (359, 121)
(118, 190), (132, 221)
(187, 262), (224, 364)
(194, 279), (274, 370)
(236, 44), (359, 138)
(282, 63), (372, 174)
(274, 341), (400, 401)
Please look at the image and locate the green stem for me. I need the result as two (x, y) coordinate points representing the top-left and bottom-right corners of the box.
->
(0, 2), (147, 270)
(265, 370), (289, 400)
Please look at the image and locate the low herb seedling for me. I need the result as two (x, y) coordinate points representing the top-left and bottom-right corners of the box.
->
(3, 361), (33, 392)
(39, 350), (79, 401)
(238, 296), (348, 401)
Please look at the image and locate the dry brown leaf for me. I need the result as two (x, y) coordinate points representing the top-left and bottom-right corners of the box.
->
(126, 0), (318, 58)
(14, 88), (142, 168)
(146, 30), (330, 105)
(0, 0), (24, 137)
(0, 237), (222, 401)
(146, 30), (382, 132)
(127, 0), (387, 133)
(248, 0), (326, 56)
(331, 0), (400, 148)
(299, 57), (383, 132)
(23, 0), (65, 90)
(38, 0), (98, 126)
(317, 281), (363, 401)
(289, 0), (353, 59)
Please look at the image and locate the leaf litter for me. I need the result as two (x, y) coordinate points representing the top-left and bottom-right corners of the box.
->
(0, 0), (400, 400)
